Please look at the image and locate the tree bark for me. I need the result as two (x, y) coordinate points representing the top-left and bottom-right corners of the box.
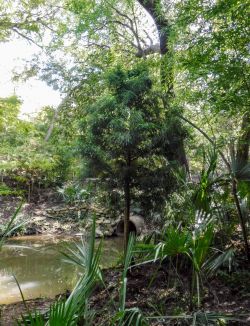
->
(124, 176), (130, 255)
(124, 152), (131, 255)
(235, 111), (250, 262)
(44, 108), (59, 142)
(232, 179), (250, 262)
(236, 111), (250, 167)
(137, 0), (189, 172)
(137, 0), (170, 87)
(137, 1), (169, 55)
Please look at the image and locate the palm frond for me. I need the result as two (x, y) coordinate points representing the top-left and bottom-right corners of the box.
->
(204, 247), (235, 276)
(119, 234), (135, 311)
(114, 308), (148, 326)
(191, 223), (214, 271)
(17, 311), (45, 326)
(147, 311), (247, 325)
(0, 202), (25, 248)
(18, 215), (102, 325)
(48, 300), (75, 325)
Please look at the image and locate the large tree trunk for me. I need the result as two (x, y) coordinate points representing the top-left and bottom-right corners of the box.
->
(137, 1), (169, 55)
(236, 111), (250, 262)
(138, 0), (170, 88)
(236, 111), (250, 166)
(138, 0), (189, 172)
(232, 179), (250, 261)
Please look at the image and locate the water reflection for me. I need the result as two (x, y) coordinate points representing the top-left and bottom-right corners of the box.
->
(0, 235), (123, 304)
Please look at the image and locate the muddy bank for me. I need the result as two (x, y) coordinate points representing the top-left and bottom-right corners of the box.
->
(0, 298), (53, 326)
(0, 194), (147, 240)
(0, 195), (122, 238)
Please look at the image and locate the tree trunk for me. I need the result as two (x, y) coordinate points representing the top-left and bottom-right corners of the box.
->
(124, 152), (131, 255)
(137, 1), (168, 54)
(235, 111), (250, 261)
(236, 111), (250, 166)
(137, 0), (170, 87)
(45, 108), (59, 142)
(124, 175), (130, 256)
(232, 179), (250, 262)
(137, 0), (189, 172)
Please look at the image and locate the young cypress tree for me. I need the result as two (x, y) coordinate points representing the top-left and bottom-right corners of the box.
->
(80, 64), (176, 254)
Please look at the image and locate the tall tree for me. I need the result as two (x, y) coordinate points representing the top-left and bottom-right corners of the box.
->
(17, 1), (189, 172)
(0, 0), (63, 45)
(80, 64), (175, 253)
(175, 0), (249, 152)
(174, 0), (250, 259)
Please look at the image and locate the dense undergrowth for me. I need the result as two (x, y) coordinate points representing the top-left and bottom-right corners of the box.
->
(1, 216), (248, 325)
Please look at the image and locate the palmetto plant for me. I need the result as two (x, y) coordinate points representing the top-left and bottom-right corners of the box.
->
(112, 234), (148, 326)
(17, 216), (102, 325)
(177, 145), (250, 261)
(203, 146), (249, 262)
(57, 182), (91, 205)
(156, 223), (214, 308)
(137, 220), (234, 310)
(115, 228), (239, 325)
(228, 149), (250, 261)
(0, 202), (25, 250)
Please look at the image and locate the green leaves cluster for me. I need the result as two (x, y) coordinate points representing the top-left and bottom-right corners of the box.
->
(175, 0), (250, 144)
(80, 64), (176, 214)
(0, 97), (76, 196)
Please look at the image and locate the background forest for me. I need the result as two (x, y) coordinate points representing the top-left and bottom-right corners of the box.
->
(0, 0), (249, 325)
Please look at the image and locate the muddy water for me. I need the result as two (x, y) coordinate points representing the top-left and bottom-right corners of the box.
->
(0, 235), (123, 304)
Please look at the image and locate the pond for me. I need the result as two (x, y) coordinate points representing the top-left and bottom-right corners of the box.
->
(0, 235), (123, 304)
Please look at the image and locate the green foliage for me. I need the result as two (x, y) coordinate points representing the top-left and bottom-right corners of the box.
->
(0, 96), (32, 149)
(112, 234), (148, 326)
(137, 218), (235, 309)
(192, 147), (218, 213)
(175, 0), (249, 116)
(0, 182), (23, 196)
(0, 100), (78, 198)
(0, 0), (249, 322)
(80, 64), (177, 216)
(47, 301), (75, 325)
(0, 203), (24, 249)
(173, 0), (250, 169)
(18, 311), (45, 325)
(145, 222), (214, 272)
(57, 182), (92, 204)
(0, 0), (62, 45)
(0, 96), (21, 131)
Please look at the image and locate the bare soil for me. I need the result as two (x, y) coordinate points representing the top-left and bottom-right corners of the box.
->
(0, 194), (83, 237)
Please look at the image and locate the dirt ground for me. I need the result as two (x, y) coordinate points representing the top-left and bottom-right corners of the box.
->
(0, 195), (82, 237)
(0, 298), (54, 325)
(1, 260), (249, 325)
